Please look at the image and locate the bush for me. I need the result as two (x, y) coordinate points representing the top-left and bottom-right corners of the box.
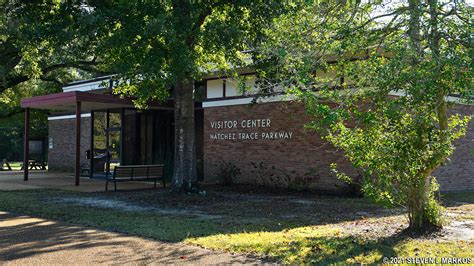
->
(216, 161), (241, 186)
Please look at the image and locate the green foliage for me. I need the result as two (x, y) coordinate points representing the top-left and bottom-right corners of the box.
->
(423, 180), (445, 226)
(0, 78), (54, 160)
(0, 111), (47, 160)
(256, 0), (472, 229)
(216, 160), (241, 186)
(0, 77), (85, 160)
(1, 1), (103, 93)
(0, 1), (105, 159)
(87, 1), (292, 104)
(81, 1), (296, 190)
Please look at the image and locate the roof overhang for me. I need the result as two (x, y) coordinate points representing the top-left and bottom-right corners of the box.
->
(20, 91), (173, 112)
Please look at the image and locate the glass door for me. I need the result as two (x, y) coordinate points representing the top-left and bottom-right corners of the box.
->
(91, 110), (122, 178)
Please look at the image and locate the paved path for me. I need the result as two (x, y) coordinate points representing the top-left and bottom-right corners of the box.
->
(0, 171), (161, 192)
(0, 211), (262, 265)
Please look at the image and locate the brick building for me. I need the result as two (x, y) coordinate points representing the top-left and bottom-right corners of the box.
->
(21, 74), (473, 193)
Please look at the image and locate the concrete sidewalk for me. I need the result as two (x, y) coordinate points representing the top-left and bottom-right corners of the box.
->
(0, 211), (262, 265)
(0, 171), (163, 192)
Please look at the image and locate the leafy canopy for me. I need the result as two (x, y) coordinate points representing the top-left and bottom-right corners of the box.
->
(88, 0), (293, 105)
(254, 0), (472, 227)
(0, 1), (106, 159)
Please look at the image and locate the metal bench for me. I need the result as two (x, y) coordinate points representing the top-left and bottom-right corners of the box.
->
(105, 164), (165, 191)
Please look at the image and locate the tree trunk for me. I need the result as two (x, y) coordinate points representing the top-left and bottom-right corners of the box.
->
(170, 81), (198, 192)
(406, 0), (443, 230)
(408, 171), (437, 230)
(408, 0), (422, 56)
(428, 0), (448, 134)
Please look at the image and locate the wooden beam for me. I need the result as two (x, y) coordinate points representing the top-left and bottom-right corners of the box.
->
(120, 108), (124, 165)
(21, 91), (174, 110)
(105, 110), (110, 177)
(23, 108), (30, 181)
(75, 102), (81, 186)
(222, 79), (226, 97)
(90, 111), (94, 179)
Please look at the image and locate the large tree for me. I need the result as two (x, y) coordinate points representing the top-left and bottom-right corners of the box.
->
(255, 0), (472, 230)
(1, 1), (106, 160)
(1, 0), (106, 92)
(88, 0), (290, 192)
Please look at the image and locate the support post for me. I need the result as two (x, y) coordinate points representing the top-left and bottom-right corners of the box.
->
(120, 108), (124, 165)
(75, 102), (81, 186)
(105, 110), (110, 177)
(23, 108), (30, 181)
(90, 111), (94, 179)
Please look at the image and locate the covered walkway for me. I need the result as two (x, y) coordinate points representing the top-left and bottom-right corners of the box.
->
(20, 91), (173, 187)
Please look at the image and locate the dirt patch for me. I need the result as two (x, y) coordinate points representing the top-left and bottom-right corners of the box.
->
(36, 184), (474, 243)
(56, 197), (154, 212)
(52, 196), (223, 220)
(338, 210), (474, 242)
(443, 220), (474, 241)
(94, 185), (383, 225)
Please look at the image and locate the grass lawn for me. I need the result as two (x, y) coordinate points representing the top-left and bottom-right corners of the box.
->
(0, 186), (472, 264)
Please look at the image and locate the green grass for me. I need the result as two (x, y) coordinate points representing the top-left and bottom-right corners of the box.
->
(187, 223), (474, 264)
(9, 162), (22, 167)
(0, 190), (227, 241)
(0, 189), (298, 242)
(457, 214), (474, 221)
(0, 188), (472, 264)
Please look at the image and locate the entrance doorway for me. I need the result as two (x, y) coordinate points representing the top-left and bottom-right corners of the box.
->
(90, 108), (203, 181)
(91, 110), (122, 177)
(121, 109), (175, 180)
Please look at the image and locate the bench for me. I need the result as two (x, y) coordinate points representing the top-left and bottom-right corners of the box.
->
(105, 164), (165, 191)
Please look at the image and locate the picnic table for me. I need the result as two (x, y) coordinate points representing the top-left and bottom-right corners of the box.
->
(21, 160), (46, 170)
(0, 159), (12, 171)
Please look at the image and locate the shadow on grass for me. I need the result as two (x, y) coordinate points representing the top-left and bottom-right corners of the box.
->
(0, 211), (257, 264)
(252, 233), (401, 264)
(0, 186), (471, 263)
(190, 225), (462, 264)
(188, 227), (431, 264)
(0, 187), (401, 242)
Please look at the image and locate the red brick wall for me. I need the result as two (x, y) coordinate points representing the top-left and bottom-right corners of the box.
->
(48, 117), (91, 172)
(203, 101), (358, 193)
(203, 101), (473, 193)
(434, 104), (474, 192)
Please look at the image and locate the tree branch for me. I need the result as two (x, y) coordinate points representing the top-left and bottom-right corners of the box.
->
(0, 59), (102, 93)
(41, 58), (98, 73)
(1, 75), (29, 92)
(39, 76), (63, 85)
(185, 0), (230, 47)
(354, 6), (409, 32)
(185, 5), (213, 47)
